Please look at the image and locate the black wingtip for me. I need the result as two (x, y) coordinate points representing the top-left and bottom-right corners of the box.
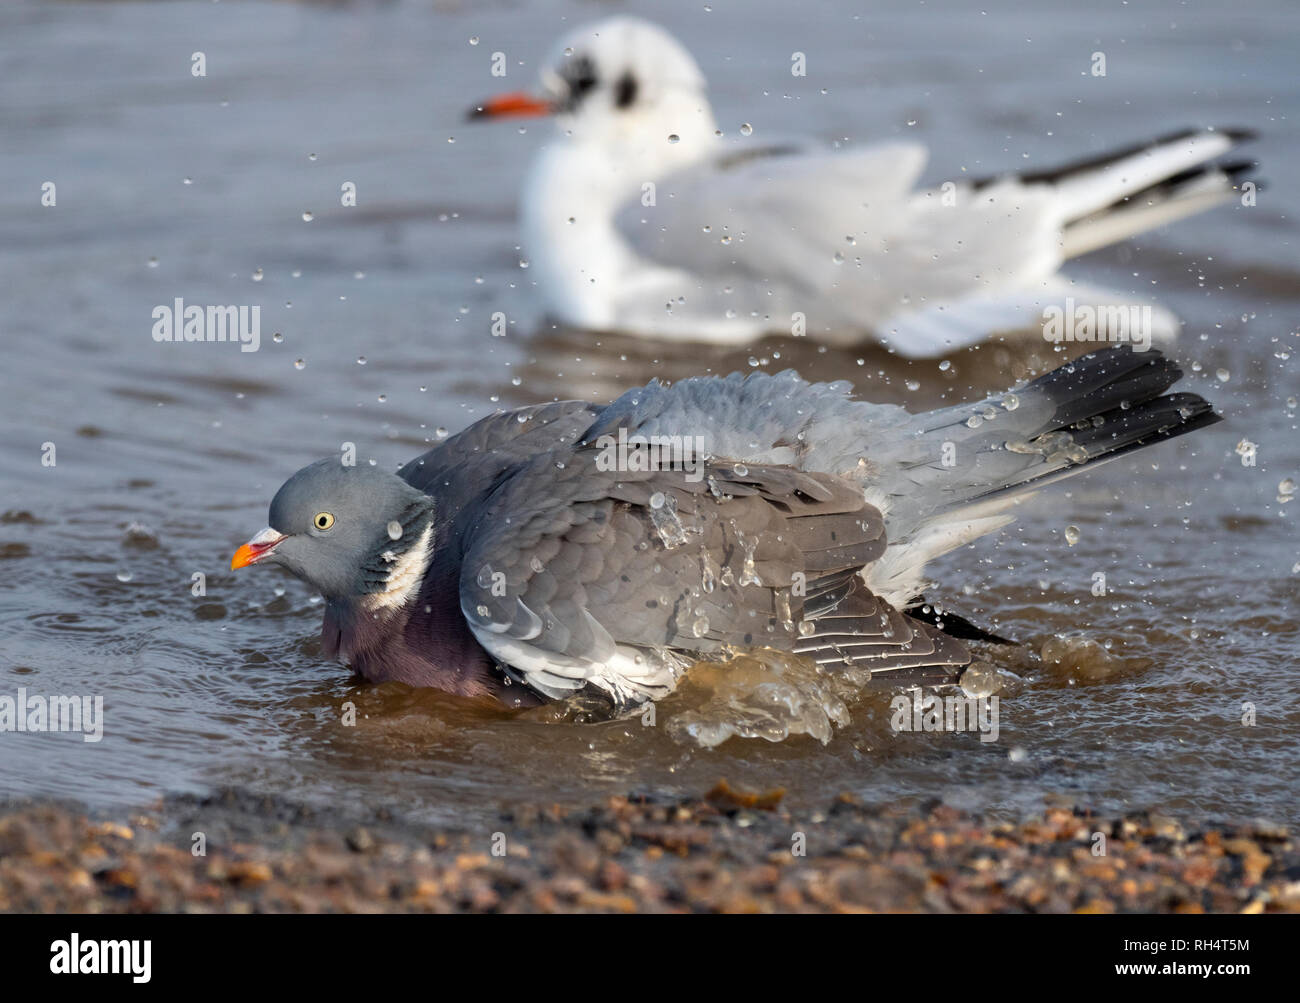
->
(1219, 126), (1259, 144)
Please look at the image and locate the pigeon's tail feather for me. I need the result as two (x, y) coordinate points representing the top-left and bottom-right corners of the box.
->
(1021, 339), (1186, 424)
(864, 346), (1220, 607)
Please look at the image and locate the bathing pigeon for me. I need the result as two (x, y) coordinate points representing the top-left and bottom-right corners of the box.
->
(231, 346), (1219, 709)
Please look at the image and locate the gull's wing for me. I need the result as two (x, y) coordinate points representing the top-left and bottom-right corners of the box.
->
(612, 141), (1064, 349)
(609, 129), (1252, 355)
(457, 446), (967, 705)
(616, 141), (930, 298)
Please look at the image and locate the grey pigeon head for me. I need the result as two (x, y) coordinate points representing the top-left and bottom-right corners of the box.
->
(232, 459), (436, 601)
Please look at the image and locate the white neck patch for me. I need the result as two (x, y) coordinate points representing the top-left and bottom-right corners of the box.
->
(363, 521), (434, 613)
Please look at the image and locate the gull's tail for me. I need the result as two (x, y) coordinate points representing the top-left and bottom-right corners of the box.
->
(1021, 127), (1259, 258)
(882, 129), (1258, 357)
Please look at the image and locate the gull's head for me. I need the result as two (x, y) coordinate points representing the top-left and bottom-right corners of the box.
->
(470, 17), (715, 150)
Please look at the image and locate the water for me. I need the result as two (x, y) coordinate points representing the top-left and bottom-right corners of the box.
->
(1, 0), (1297, 829)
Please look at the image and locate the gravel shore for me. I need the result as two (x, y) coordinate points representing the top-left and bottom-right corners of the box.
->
(2, 784), (1296, 914)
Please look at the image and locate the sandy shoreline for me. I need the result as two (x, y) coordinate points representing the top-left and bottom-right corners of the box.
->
(2, 785), (1296, 914)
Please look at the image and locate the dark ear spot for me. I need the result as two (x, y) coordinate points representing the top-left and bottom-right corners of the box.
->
(614, 72), (638, 109)
(560, 54), (598, 109)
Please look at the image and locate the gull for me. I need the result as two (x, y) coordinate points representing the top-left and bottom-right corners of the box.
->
(470, 16), (1255, 357)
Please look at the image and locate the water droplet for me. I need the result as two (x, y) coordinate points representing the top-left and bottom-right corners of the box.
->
(293, 358), (306, 370)
(960, 661), (1001, 698)
(648, 493), (688, 548)
(739, 123), (753, 136)
(1064, 525), (1081, 546)
(251, 268), (263, 282)
(667, 134), (680, 144)
(387, 520), (403, 540)
(356, 356), (367, 365)
(301, 211), (314, 222)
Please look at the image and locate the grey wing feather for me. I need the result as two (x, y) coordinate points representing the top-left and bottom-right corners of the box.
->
(793, 575), (969, 686)
(399, 400), (599, 506)
(459, 440), (969, 703)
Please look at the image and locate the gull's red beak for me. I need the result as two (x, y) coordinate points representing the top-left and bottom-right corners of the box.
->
(231, 527), (287, 570)
(467, 92), (554, 121)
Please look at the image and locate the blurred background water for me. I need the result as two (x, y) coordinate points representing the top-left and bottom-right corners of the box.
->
(0, 0), (1296, 828)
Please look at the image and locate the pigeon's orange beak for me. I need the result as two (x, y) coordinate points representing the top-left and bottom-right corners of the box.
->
(467, 91), (554, 121)
(231, 528), (287, 570)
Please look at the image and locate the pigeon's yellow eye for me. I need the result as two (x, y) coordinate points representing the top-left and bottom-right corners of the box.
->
(313, 512), (335, 531)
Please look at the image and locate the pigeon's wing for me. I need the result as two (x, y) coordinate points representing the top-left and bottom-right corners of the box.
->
(612, 141), (1065, 351)
(398, 400), (599, 513)
(458, 447), (969, 705)
(791, 573), (969, 687)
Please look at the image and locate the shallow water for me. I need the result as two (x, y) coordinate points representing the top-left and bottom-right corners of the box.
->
(1, 0), (1297, 829)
